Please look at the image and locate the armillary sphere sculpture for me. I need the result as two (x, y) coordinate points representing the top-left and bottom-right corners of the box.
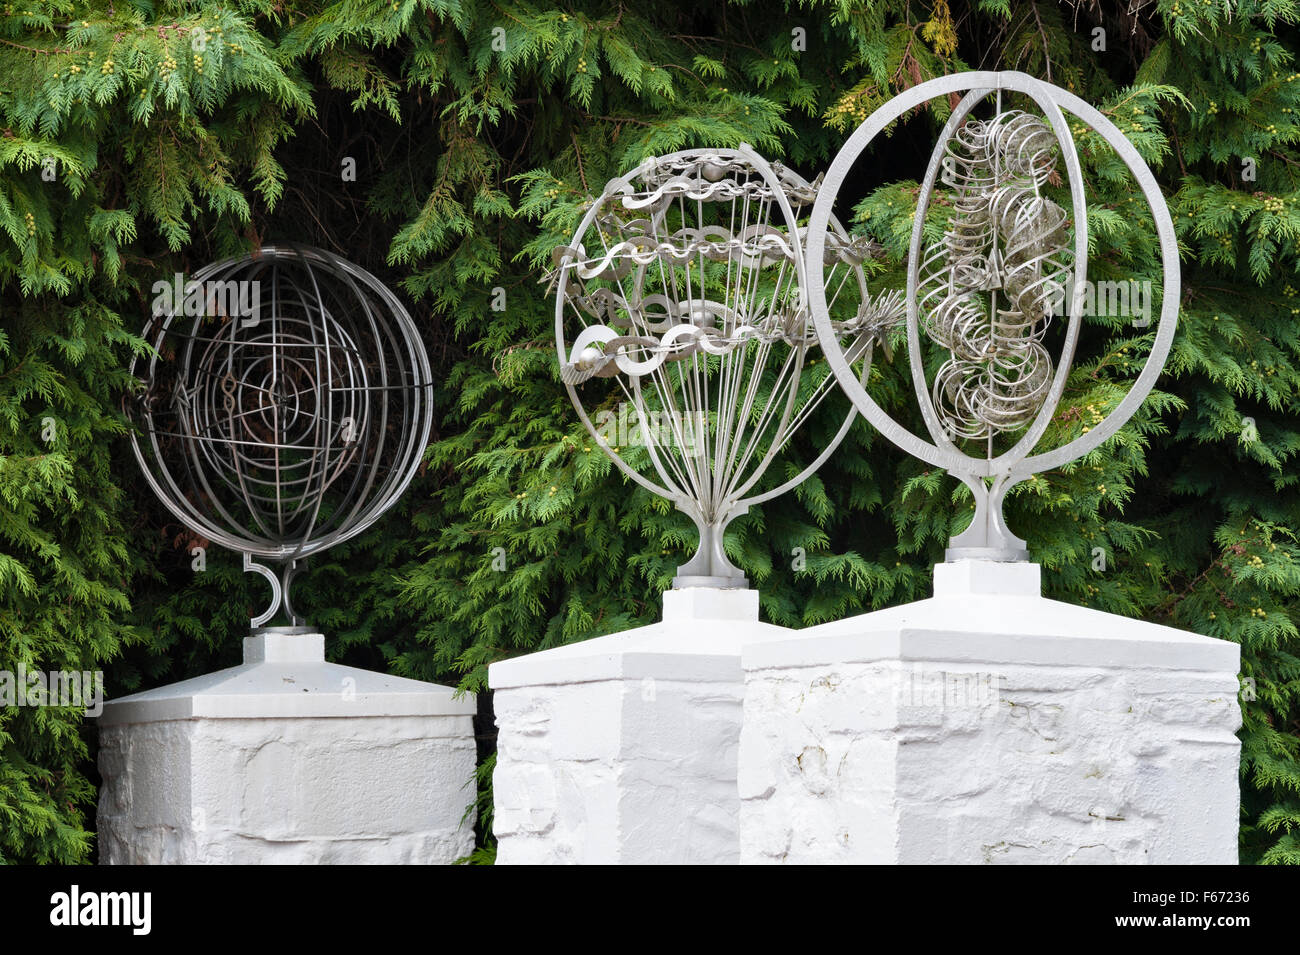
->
(552, 145), (905, 588)
(128, 245), (434, 630)
(807, 71), (1179, 561)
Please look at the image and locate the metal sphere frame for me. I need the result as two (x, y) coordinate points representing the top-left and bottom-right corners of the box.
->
(554, 144), (902, 588)
(806, 71), (1180, 562)
(128, 244), (435, 629)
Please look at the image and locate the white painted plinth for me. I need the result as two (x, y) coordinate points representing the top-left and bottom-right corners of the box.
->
(739, 562), (1242, 864)
(489, 588), (792, 864)
(97, 632), (477, 864)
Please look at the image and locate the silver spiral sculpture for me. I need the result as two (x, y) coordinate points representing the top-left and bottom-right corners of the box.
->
(552, 145), (903, 588)
(919, 109), (1070, 441)
(807, 72), (1180, 561)
(128, 245), (434, 630)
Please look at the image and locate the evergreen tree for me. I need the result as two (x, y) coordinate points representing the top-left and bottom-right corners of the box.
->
(0, 0), (1295, 864)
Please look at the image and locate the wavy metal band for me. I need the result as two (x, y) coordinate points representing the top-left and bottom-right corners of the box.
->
(559, 292), (905, 385)
(553, 146), (903, 587)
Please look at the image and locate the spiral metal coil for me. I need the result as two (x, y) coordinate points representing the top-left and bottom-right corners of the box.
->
(917, 109), (1071, 442)
(128, 245), (434, 629)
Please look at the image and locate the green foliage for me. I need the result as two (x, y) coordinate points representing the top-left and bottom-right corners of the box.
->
(0, 0), (1297, 864)
(0, 297), (144, 862)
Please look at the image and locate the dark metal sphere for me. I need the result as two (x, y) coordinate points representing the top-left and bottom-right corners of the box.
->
(128, 245), (433, 573)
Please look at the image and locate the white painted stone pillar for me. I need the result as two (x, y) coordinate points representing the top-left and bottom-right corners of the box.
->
(738, 561), (1242, 864)
(490, 587), (793, 864)
(97, 631), (477, 864)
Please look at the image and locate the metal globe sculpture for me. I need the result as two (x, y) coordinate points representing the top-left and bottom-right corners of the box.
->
(552, 145), (904, 588)
(128, 245), (434, 629)
(807, 71), (1179, 561)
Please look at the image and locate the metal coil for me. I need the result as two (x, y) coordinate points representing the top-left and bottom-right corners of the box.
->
(917, 109), (1071, 442)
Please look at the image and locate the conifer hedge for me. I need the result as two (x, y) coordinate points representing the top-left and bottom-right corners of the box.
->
(0, 0), (1297, 863)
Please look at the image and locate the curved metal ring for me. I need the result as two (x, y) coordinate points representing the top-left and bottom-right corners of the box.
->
(805, 71), (1180, 558)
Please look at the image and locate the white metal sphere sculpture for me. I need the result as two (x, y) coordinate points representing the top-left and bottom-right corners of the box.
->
(553, 146), (904, 588)
(128, 245), (434, 629)
(807, 72), (1179, 561)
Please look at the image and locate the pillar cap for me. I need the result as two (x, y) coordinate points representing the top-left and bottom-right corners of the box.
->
(662, 587), (760, 621)
(98, 637), (475, 725)
(489, 590), (789, 690)
(933, 560), (1041, 598)
(244, 630), (325, 664)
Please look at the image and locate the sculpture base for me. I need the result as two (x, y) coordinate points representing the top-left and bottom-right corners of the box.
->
(671, 574), (750, 590)
(738, 561), (1242, 864)
(96, 632), (477, 864)
(489, 587), (788, 864)
(944, 545), (1030, 562)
